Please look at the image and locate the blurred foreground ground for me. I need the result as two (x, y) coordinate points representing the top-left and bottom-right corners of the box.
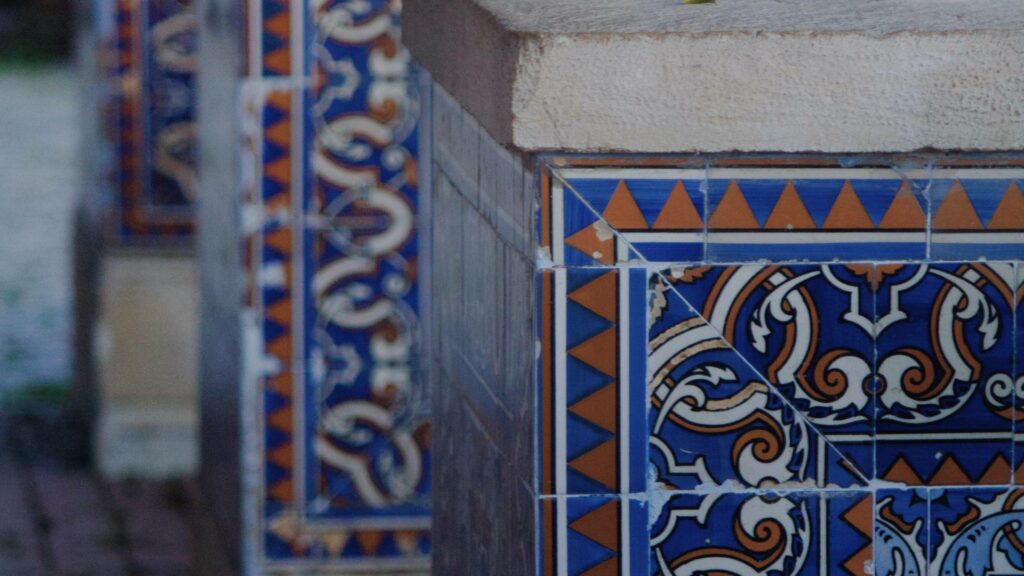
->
(0, 404), (231, 576)
(0, 15), (230, 576)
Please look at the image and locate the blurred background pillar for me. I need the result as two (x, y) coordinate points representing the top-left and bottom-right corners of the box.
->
(76, 0), (200, 479)
(198, 0), (430, 573)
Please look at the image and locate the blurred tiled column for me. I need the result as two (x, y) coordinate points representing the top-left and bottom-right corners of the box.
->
(405, 2), (1024, 575)
(77, 0), (200, 479)
(198, 0), (429, 573)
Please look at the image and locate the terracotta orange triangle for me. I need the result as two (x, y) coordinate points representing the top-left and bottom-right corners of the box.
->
(978, 453), (1011, 485)
(568, 439), (617, 490)
(267, 479), (293, 503)
(764, 181), (816, 230)
(709, 181), (759, 230)
(264, 10), (290, 38)
(266, 297), (292, 326)
(603, 181), (648, 230)
(580, 556), (619, 576)
(988, 181), (1024, 230)
(264, 226), (292, 254)
(879, 182), (926, 229)
(652, 181), (703, 230)
(823, 181), (875, 230)
(394, 530), (422, 556)
(265, 189), (290, 210)
(840, 496), (873, 537)
(568, 498), (620, 551)
(568, 272), (617, 322)
(933, 181), (981, 230)
(267, 405), (293, 432)
(565, 225), (614, 265)
(882, 456), (924, 485)
(842, 544), (873, 576)
(321, 532), (351, 557)
(265, 157), (292, 186)
(355, 531), (385, 556)
(568, 383), (617, 433)
(266, 372), (292, 396)
(568, 328), (617, 377)
(266, 117), (292, 147)
(267, 442), (293, 469)
(267, 91), (290, 110)
(264, 48), (291, 75)
(929, 455), (971, 485)
(267, 335), (292, 360)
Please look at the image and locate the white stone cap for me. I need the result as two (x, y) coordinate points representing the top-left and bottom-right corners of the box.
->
(405, 0), (1024, 153)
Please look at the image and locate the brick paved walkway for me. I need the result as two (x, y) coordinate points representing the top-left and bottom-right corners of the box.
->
(0, 409), (233, 576)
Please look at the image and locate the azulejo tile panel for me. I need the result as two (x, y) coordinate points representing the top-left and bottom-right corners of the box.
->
(649, 266), (873, 490)
(242, 0), (428, 572)
(102, 0), (197, 241)
(538, 268), (648, 496)
(651, 491), (873, 576)
(874, 262), (1016, 487)
(540, 496), (649, 576)
(544, 164), (1024, 265)
(537, 158), (1024, 575)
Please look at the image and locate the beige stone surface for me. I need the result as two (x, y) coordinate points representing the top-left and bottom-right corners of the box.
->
(467, 0), (1024, 34)
(97, 252), (198, 402)
(406, 0), (1024, 153)
(95, 252), (199, 478)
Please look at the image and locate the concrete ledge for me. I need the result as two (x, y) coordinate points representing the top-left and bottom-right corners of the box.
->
(405, 0), (1024, 153)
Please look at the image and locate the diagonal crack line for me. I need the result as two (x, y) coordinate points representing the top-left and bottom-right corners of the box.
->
(550, 166), (872, 487)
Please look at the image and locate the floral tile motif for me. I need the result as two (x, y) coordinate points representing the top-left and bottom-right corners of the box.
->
(874, 488), (929, 575)
(102, 0), (197, 241)
(931, 175), (1024, 260)
(538, 268), (648, 495)
(928, 488), (1024, 575)
(539, 159), (1024, 576)
(539, 496), (648, 576)
(875, 263), (1016, 486)
(242, 0), (429, 572)
(649, 266), (873, 488)
(651, 491), (873, 576)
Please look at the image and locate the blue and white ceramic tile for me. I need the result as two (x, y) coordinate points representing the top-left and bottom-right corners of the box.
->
(539, 268), (648, 496)
(874, 487), (929, 575)
(539, 495), (648, 576)
(1017, 267), (1024, 484)
(551, 169), (706, 265)
(648, 271), (869, 489)
(930, 173), (1024, 260)
(874, 262), (1015, 486)
(539, 160), (1024, 576)
(242, 0), (430, 571)
(928, 487), (1024, 575)
(704, 169), (928, 262)
(651, 491), (873, 576)
(103, 0), (196, 240)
